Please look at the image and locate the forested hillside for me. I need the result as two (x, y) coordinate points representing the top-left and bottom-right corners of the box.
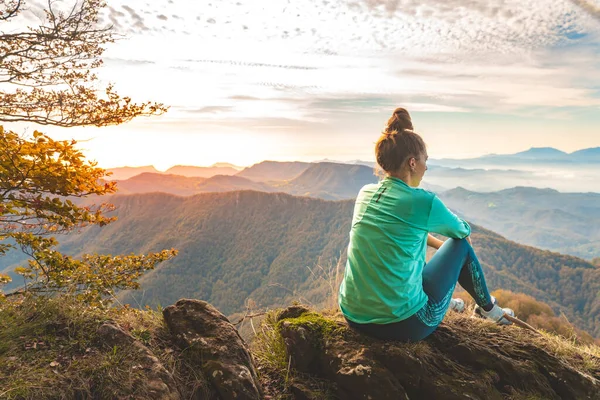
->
(469, 225), (600, 335)
(56, 191), (353, 315)
(440, 187), (600, 259)
(18, 191), (596, 337)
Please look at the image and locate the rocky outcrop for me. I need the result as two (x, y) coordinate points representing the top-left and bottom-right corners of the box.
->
(6, 295), (600, 400)
(275, 307), (600, 400)
(163, 299), (263, 400)
(96, 323), (180, 400)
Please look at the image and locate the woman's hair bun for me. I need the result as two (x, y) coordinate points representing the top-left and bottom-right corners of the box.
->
(385, 107), (413, 133)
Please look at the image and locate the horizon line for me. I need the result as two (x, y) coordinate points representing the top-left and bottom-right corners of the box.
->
(102, 145), (600, 171)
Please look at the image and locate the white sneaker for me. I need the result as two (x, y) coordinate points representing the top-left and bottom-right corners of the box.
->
(449, 298), (465, 313)
(473, 296), (514, 325)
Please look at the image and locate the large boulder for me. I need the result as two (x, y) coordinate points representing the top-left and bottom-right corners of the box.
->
(276, 308), (600, 400)
(163, 299), (263, 400)
(96, 323), (180, 400)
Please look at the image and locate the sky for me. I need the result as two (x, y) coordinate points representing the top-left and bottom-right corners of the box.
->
(5, 0), (600, 169)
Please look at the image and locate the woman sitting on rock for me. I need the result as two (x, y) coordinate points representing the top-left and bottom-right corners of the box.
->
(338, 107), (514, 342)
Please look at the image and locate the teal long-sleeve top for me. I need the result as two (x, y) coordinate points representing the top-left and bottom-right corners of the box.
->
(338, 176), (471, 325)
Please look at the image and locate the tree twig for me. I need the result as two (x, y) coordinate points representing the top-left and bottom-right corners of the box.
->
(232, 312), (268, 326)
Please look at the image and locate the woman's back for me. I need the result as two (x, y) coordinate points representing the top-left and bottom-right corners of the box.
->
(339, 176), (434, 324)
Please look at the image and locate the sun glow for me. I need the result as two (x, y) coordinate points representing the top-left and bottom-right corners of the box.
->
(6, 0), (600, 168)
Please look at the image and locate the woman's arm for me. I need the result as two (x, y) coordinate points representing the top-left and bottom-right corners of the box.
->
(427, 233), (444, 250)
(427, 195), (471, 239)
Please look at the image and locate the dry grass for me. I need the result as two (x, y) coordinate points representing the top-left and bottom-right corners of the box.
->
(533, 330), (600, 375)
(305, 255), (345, 311)
(0, 295), (215, 400)
(0, 295), (140, 399)
(443, 302), (600, 376)
(251, 311), (292, 399)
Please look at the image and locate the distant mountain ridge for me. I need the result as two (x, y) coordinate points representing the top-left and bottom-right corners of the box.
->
(107, 163), (243, 180)
(115, 173), (275, 196)
(235, 161), (312, 182)
(431, 146), (600, 166)
(196, 175), (276, 193)
(85, 161), (600, 260)
(165, 165), (238, 177)
(116, 173), (207, 196)
(107, 161), (445, 200)
(105, 146), (600, 181)
(513, 147), (568, 158)
(107, 165), (161, 180)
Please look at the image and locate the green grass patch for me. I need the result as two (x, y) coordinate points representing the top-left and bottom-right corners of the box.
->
(252, 308), (340, 400)
(276, 311), (345, 343)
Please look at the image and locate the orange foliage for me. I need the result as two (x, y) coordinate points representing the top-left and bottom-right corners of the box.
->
(492, 290), (598, 345)
(454, 288), (598, 345)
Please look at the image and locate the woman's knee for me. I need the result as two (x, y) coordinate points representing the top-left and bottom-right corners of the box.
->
(443, 237), (471, 249)
(438, 237), (473, 259)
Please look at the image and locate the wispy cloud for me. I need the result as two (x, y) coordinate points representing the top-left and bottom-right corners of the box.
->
(184, 106), (234, 114)
(183, 59), (317, 71)
(120, 5), (148, 31)
(570, 0), (600, 20)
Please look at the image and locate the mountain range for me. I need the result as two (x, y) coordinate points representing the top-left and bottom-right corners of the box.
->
(3, 152), (600, 337)
(107, 163), (243, 180)
(106, 146), (600, 182)
(112, 161), (444, 199)
(235, 161), (312, 182)
(317, 147), (600, 168)
(100, 160), (600, 259)
(429, 146), (600, 167)
(4, 190), (599, 337)
(109, 145), (600, 194)
(116, 173), (276, 196)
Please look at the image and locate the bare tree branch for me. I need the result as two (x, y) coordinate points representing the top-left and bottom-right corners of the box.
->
(0, 0), (167, 126)
(0, 0), (21, 21)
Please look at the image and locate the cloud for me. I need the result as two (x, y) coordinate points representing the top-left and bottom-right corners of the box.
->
(184, 106), (234, 114)
(222, 117), (328, 130)
(104, 58), (155, 67)
(570, 0), (600, 20)
(183, 59), (317, 71)
(108, 7), (125, 17)
(37, 0), (598, 124)
(97, 0), (600, 56)
(121, 5), (141, 19)
(304, 95), (469, 118)
(229, 95), (309, 104)
(229, 95), (261, 101)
